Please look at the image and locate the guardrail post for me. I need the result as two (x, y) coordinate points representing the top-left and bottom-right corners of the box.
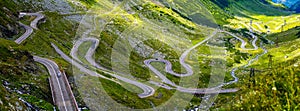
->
(48, 78), (56, 105)
(61, 71), (79, 111)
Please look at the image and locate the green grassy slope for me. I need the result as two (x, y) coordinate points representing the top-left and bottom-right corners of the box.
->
(267, 26), (300, 43)
(157, 0), (291, 26)
(221, 0), (299, 33)
(0, 39), (54, 110)
(0, 0), (299, 110)
(214, 36), (300, 110)
(0, 1), (22, 39)
(0, 0), (81, 110)
(158, 0), (223, 26)
(72, 0), (218, 109)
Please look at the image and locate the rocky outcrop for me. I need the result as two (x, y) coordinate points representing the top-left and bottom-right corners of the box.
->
(0, 39), (54, 110)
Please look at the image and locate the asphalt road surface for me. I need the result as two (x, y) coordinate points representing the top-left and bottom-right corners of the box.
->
(52, 43), (155, 98)
(15, 22), (33, 44)
(19, 12), (45, 29)
(33, 56), (77, 111)
(15, 12), (45, 44)
(70, 30), (239, 95)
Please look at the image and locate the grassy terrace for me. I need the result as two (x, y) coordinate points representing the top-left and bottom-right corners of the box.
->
(225, 14), (300, 33)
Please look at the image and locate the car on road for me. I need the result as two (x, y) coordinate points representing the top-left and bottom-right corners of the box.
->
(57, 71), (62, 77)
(84, 65), (90, 69)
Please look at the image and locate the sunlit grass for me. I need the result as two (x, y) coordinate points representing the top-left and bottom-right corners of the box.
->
(226, 14), (300, 33)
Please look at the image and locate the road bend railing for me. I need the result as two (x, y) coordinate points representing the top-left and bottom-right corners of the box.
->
(48, 78), (56, 105)
(62, 71), (79, 111)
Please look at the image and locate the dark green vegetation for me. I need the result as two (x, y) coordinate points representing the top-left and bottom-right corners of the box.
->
(0, 0), (23, 39)
(0, 39), (54, 110)
(0, 0), (82, 110)
(267, 26), (300, 43)
(79, 0), (96, 5)
(0, 0), (300, 110)
(214, 35), (300, 110)
(207, 0), (291, 17)
(99, 77), (175, 109)
(159, 0), (222, 26)
(200, 0), (233, 25)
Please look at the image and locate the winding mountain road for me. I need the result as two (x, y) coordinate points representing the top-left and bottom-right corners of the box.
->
(11, 8), (275, 111)
(52, 43), (155, 98)
(224, 26), (268, 93)
(14, 12), (78, 110)
(244, 42), (268, 68)
(144, 30), (239, 94)
(15, 12), (45, 44)
(70, 38), (107, 70)
(37, 19), (260, 100)
(19, 12), (45, 30)
(15, 22), (33, 44)
(33, 56), (78, 111)
(221, 31), (247, 49)
(246, 31), (259, 50)
(68, 30), (239, 96)
(68, 18), (156, 98)
(221, 30), (258, 50)
(145, 31), (218, 78)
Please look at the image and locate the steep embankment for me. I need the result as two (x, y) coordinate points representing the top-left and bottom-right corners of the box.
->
(0, 39), (53, 110)
(0, 0), (299, 110)
(267, 26), (300, 43)
(161, 0), (292, 26)
(0, 1), (23, 39)
(214, 32), (300, 110)
(0, 0), (83, 110)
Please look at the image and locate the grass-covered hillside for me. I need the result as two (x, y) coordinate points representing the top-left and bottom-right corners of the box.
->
(0, 0), (24, 39)
(73, 0), (217, 109)
(267, 26), (300, 43)
(0, 39), (54, 110)
(217, 0), (300, 34)
(225, 13), (300, 33)
(0, 0), (83, 110)
(214, 32), (300, 110)
(0, 0), (299, 110)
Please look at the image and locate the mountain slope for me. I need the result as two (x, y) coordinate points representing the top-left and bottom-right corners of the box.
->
(211, 0), (291, 16)
(291, 1), (300, 12)
(0, 0), (84, 110)
(267, 26), (300, 43)
(0, 39), (53, 110)
(0, 0), (23, 39)
(0, 0), (299, 110)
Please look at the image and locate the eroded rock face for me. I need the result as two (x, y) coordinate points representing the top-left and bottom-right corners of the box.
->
(0, 39), (53, 110)
(0, 0), (81, 39)
(0, 6), (19, 39)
